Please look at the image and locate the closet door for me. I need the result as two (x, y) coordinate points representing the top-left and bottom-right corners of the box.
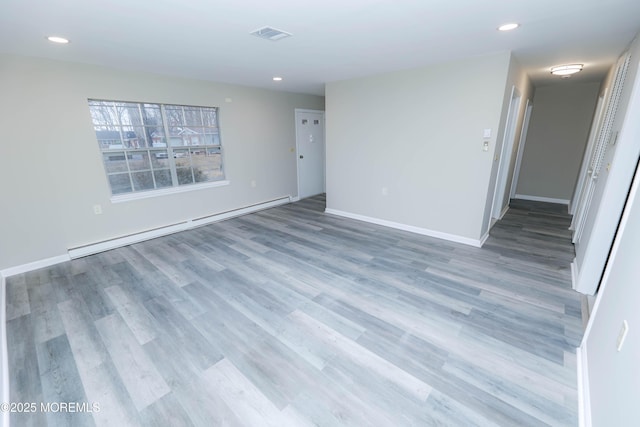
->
(572, 54), (631, 244)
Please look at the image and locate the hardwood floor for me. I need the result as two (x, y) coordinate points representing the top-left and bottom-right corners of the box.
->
(5, 195), (583, 426)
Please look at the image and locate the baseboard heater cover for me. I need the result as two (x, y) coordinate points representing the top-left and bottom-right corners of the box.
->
(68, 196), (291, 259)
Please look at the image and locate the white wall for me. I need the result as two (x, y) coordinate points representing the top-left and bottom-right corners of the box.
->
(577, 34), (640, 423)
(0, 54), (324, 271)
(580, 148), (640, 426)
(573, 34), (640, 295)
(515, 82), (600, 201)
(325, 52), (521, 243)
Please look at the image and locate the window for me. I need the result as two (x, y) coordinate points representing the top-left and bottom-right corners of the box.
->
(88, 100), (225, 196)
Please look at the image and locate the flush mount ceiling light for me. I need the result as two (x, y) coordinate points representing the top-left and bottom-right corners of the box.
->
(273, 76), (283, 81)
(250, 26), (292, 41)
(498, 23), (519, 31)
(550, 64), (584, 76)
(47, 36), (70, 44)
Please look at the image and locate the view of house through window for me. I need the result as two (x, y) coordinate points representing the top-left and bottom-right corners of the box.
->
(88, 100), (224, 195)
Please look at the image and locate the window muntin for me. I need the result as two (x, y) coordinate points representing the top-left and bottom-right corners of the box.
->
(88, 100), (224, 195)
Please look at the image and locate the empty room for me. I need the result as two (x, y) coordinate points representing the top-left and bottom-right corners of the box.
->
(1, 1), (640, 426)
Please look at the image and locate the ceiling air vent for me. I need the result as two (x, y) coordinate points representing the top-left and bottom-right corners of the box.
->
(250, 26), (292, 41)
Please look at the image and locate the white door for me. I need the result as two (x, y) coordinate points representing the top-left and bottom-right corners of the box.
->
(572, 54), (631, 244)
(572, 53), (636, 295)
(491, 86), (521, 221)
(295, 109), (325, 199)
(569, 91), (606, 218)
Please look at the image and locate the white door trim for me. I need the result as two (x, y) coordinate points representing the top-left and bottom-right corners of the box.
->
(491, 86), (521, 221)
(573, 53), (637, 295)
(510, 100), (532, 198)
(570, 91), (607, 217)
(573, 54), (631, 245)
(295, 109), (326, 200)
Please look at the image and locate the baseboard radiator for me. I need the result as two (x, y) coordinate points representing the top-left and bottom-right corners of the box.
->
(68, 196), (292, 259)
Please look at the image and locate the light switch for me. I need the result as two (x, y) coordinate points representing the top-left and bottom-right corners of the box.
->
(483, 129), (492, 138)
(483, 141), (489, 152)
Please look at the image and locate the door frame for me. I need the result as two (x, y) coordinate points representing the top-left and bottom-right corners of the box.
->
(491, 86), (522, 222)
(572, 52), (636, 295)
(510, 99), (533, 199)
(294, 108), (326, 201)
(573, 54), (631, 245)
(570, 90), (607, 218)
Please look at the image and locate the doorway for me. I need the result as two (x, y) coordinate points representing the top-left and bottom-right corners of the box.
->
(295, 109), (325, 199)
(510, 99), (533, 199)
(491, 86), (522, 222)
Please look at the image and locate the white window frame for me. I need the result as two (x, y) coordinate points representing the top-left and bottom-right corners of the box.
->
(88, 99), (229, 202)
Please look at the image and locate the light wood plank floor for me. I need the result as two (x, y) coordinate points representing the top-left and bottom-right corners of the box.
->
(6, 195), (583, 426)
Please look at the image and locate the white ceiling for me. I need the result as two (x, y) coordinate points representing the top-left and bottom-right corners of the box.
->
(1, 0), (639, 96)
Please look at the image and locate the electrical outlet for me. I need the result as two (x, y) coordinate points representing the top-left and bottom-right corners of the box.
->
(93, 204), (103, 215)
(251, 180), (257, 188)
(381, 187), (389, 196)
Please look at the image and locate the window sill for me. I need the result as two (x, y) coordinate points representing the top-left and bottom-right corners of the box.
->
(110, 180), (230, 204)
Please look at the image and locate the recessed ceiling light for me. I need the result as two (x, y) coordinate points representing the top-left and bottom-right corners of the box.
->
(498, 23), (519, 31)
(47, 36), (70, 44)
(550, 64), (583, 76)
(273, 76), (283, 81)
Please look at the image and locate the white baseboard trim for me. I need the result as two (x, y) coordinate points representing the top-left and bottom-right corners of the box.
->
(1, 274), (9, 427)
(0, 254), (71, 278)
(69, 196), (291, 260)
(514, 194), (570, 205)
(479, 232), (490, 247)
(289, 196), (300, 202)
(571, 258), (579, 291)
(577, 345), (592, 427)
(490, 217), (498, 230)
(324, 208), (484, 248)
(498, 205), (509, 220)
(580, 295), (592, 330)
